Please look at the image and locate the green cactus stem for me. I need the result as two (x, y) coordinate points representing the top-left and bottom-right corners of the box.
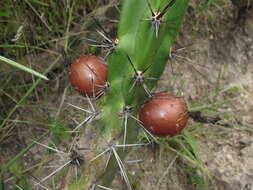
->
(67, 0), (189, 189)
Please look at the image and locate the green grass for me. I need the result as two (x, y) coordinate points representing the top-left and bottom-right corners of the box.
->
(0, 1), (72, 188)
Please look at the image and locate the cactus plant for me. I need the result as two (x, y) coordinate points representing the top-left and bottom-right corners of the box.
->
(83, 0), (188, 188)
(70, 0), (188, 188)
(33, 0), (189, 189)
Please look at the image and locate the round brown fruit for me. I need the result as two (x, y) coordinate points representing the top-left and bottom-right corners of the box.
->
(139, 93), (189, 137)
(69, 55), (108, 97)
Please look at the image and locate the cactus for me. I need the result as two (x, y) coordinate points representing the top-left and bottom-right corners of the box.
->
(83, 0), (189, 189)
(74, 0), (188, 189)
(32, 0), (189, 189)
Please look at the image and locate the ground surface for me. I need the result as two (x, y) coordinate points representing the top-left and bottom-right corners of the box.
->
(0, 1), (253, 190)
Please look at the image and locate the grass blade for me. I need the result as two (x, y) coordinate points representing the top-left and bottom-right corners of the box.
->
(0, 56), (48, 80)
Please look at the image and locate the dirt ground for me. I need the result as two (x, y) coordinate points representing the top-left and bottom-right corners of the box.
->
(1, 0), (253, 190)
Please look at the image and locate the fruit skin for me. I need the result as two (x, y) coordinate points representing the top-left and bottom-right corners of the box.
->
(139, 93), (189, 137)
(69, 55), (108, 97)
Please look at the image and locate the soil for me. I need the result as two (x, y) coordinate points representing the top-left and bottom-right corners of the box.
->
(1, 1), (253, 190)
